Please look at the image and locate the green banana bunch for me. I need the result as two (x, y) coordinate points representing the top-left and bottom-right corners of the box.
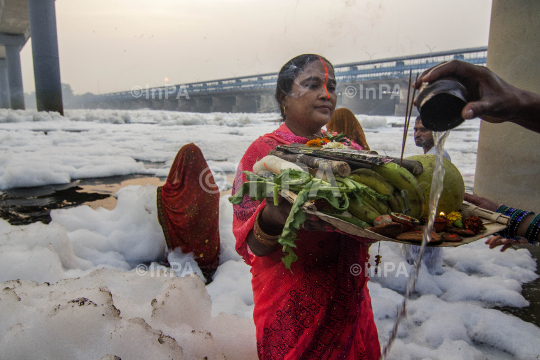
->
(388, 189), (406, 214)
(348, 198), (381, 225)
(371, 163), (425, 219)
(359, 193), (391, 215)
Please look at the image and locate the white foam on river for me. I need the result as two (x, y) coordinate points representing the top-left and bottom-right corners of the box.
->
(0, 108), (538, 359)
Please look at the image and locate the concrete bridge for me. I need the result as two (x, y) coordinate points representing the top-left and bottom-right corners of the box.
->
(86, 47), (487, 116)
(0, 0), (64, 114)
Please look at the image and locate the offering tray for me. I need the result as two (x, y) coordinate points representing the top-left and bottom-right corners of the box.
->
(280, 189), (510, 247)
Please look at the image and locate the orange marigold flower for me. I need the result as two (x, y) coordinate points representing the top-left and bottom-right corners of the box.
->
(322, 138), (331, 143)
(306, 139), (322, 147)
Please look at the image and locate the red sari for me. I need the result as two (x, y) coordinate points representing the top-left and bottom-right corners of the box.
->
(157, 143), (220, 277)
(232, 124), (380, 360)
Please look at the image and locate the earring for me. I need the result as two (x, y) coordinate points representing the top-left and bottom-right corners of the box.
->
(283, 106), (287, 116)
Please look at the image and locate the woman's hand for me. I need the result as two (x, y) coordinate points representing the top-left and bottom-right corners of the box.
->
(258, 194), (293, 234)
(485, 235), (528, 252)
(248, 194), (334, 258)
(260, 194), (333, 233)
(302, 215), (333, 232)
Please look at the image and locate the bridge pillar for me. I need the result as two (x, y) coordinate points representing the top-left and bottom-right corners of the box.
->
(258, 94), (278, 113)
(194, 97), (213, 113)
(234, 96), (257, 113)
(4, 42), (25, 110)
(0, 59), (10, 109)
(164, 99), (178, 111)
(28, 0), (64, 115)
(473, 0), (540, 211)
(139, 98), (152, 109)
(394, 80), (418, 117)
(178, 98), (193, 112)
(151, 99), (164, 110)
(212, 96), (236, 112)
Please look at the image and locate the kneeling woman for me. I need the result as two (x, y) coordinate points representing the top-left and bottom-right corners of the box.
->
(157, 143), (220, 280)
(232, 54), (380, 359)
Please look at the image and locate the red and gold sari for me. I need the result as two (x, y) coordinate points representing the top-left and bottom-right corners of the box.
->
(232, 124), (380, 360)
(157, 143), (220, 277)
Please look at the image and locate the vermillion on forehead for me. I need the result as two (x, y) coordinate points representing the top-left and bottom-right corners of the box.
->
(318, 56), (330, 98)
(292, 61), (336, 97)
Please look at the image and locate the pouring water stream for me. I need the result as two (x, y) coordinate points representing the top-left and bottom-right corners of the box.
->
(381, 130), (451, 359)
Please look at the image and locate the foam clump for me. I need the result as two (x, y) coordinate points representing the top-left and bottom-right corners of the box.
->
(0, 269), (256, 359)
(0, 218), (93, 283)
(369, 241), (540, 359)
(51, 184), (166, 267)
(357, 115), (387, 128)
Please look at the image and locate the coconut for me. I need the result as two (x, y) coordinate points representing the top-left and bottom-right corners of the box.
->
(407, 154), (465, 217)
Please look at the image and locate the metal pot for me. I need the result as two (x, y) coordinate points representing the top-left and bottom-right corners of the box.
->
(415, 79), (468, 131)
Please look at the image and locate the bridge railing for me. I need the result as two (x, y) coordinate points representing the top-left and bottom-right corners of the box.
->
(91, 47), (487, 102)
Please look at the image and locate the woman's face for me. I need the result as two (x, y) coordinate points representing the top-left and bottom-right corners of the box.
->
(283, 59), (337, 134)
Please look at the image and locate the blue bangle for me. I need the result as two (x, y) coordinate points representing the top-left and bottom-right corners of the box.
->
(511, 211), (530, 240)
(525, 214), (540, 245)
(496, 204), (508, 213)
(500, 209), (525, 240)
(504, 208), (518, 217)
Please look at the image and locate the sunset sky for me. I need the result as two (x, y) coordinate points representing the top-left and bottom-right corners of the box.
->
(19, 0), (492, 95)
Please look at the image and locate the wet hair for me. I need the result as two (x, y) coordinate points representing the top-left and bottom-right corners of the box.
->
(275, 54), (334, 120)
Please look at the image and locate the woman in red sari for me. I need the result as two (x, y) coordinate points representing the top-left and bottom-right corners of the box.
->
(157, 143), (220, 280)
(232, 54), (380, 359)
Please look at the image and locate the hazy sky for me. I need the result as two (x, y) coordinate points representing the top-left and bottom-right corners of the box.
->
(20, 0), (492, 95)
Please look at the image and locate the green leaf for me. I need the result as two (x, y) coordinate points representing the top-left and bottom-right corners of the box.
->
(228, 180), (274, 204)
(281, 245), (298, 270)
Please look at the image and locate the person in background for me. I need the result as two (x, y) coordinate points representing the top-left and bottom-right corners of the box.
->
(326, 108), (370, 150)
(413, 115), (451, 160)
(157, 143), (220, 281)
(232, 54), (380, 360)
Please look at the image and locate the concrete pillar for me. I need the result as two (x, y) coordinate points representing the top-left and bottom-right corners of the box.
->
(28, 0), (64, 115)
(194, 97), (213, 113)
(151, 99), (164, 110)
(164, 99), (178, 111)
(234, 96), (257, 113)
(474, 0), (540, 212)
(339, 83), (360, 114)
(395, 80), (418, 117)
(5, 44), (25, 110)
(258, 94), (279, 113)
(178, 98), (193, 112)
(212, 96), (235, 112)
(0, 59), (10, 108)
